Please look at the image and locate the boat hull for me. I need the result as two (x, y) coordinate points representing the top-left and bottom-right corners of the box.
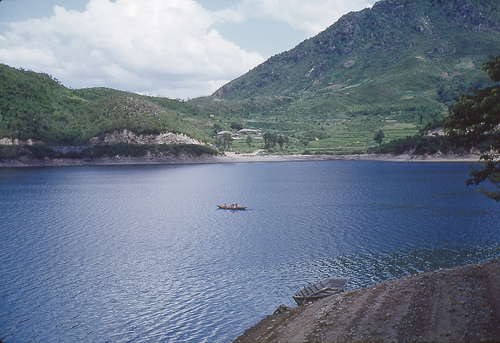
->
(217, 205), (247, 210)
(293, 276), (350, 306)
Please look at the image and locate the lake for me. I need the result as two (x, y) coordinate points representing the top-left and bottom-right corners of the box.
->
(0, 161), (499, 342)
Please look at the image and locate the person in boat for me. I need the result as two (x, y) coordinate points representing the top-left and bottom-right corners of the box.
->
(224, 204), (227, 209)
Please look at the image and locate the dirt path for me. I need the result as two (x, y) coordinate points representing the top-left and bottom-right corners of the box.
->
(235, 259), (500, 342)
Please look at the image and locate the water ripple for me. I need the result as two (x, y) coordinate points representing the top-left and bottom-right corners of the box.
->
(0, 163), (499, 342)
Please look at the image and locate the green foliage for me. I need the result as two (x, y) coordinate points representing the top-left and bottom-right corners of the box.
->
(0, 65), (71, 141)
(230, 122), (243, 131)
(466, 160), (500, 202)
(0, 145), (18, 159)
(245, 134), (253, 148)
(483, 55), (500, 82)
(263, 132), (277, 149)
(0, 64), (210, 145)
(215, 0), (499, 105)
(446, 55), (500, 201)
(374, 130), (385, 145)
(219, 133), (233, 149)
(368, 133), (462, 155)
(84, 143), (217, 158)
(0, 143), (217, 160)
(276, 134), (289, 149)
(200, 0), (499, 153)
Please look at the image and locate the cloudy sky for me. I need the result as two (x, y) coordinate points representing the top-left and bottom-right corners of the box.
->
(0, 0), (376, 99)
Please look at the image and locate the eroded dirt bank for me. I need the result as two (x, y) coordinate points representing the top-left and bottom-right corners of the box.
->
(235, 259), (500, 343)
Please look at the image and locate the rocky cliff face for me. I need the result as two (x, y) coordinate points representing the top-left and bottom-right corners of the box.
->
(86, 130), (204, 145)
(0, 137), (42, 145)
(213, 0), (500, 101)
(0, 130), (204, 146)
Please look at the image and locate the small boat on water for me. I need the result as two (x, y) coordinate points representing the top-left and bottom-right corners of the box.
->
(217, 204), (247, 210)
(293, 276), (350, 306)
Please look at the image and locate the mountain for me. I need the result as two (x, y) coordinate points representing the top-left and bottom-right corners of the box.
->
(194, 0), (500, 154)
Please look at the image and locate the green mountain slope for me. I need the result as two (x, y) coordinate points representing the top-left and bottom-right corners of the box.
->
(197, 0), (500, 154)
(0, 64), (209, 146)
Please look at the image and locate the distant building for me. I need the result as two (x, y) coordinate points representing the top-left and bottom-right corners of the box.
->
(217, 131), (239, 137)
(238, 129), (262, 135)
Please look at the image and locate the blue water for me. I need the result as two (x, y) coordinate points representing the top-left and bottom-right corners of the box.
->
(0, 161), (498, 342)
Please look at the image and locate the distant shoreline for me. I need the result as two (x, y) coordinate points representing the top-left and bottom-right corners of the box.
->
(0, 152), (481, 168)
(212, 151), (481, 164)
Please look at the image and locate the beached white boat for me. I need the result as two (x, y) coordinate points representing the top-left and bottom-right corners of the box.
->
(293, 276), (350, 306)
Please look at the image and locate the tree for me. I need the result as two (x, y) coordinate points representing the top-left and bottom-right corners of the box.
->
(230, 122), (243, 131)
(373, 129), (385, 145)
(245, 134), (253, 148)
(263, 131), (277, 149)
(219, 132), (233, 149)
(445, 55), (500, 201)
(277, 134), (289, 149)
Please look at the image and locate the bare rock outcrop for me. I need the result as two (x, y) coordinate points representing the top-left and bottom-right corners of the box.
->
(86, 130), (203, 145)
(0, 137), (42, 145)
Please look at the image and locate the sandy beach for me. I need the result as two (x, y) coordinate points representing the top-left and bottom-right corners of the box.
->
(235, 259), (500, 343)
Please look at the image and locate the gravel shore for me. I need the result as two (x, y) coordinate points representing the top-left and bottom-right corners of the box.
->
(235, 259), (500, 343)
(0, 152), (481, 167)
(214, 151), (481, 163)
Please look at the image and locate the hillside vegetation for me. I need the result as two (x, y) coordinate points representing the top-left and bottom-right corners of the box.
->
(0, 64), (209, 145)
(1, 0), (499, 157)
(195, 0), (500, 154)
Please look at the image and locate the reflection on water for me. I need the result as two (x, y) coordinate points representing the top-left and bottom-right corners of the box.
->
(293, 243), (500, 290)
(0, 162), (498, 342)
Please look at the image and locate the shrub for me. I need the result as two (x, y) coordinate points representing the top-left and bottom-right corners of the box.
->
(0, 143), (218, 161)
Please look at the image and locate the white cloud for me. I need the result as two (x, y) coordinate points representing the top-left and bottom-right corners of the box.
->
(0, 0), (264, 99)
(226, 0), (373, 37)
(213, 7), (246, 24)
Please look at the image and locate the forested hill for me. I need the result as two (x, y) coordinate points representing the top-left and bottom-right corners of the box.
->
(0, 64), (208, 146)
(210, 0), (499, 123)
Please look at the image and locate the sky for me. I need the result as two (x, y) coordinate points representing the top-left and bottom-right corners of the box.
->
(0, 0), (376, 99)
